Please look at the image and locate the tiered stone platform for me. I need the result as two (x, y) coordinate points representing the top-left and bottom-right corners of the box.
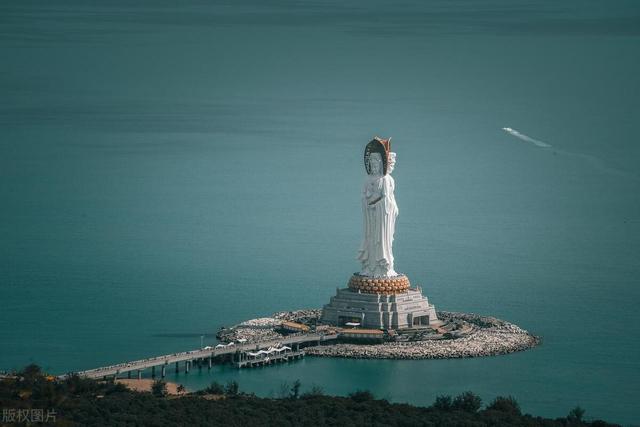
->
(321, 274), (439, 330)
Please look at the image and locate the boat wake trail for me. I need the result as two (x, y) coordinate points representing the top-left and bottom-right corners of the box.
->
(501, 126), (638, 180)
(502, 127), (552, 148)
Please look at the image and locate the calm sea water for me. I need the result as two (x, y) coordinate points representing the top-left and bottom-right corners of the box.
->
(2, 1), (639, 424)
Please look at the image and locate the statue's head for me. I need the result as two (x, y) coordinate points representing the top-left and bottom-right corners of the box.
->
(364, 136), (392, 175)
(368, 153), (383, 175)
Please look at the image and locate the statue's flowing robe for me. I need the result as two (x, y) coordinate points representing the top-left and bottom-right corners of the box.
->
(357, 174), (398, 277)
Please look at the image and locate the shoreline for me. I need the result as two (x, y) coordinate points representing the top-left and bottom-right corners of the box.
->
(220, 309), (540, 360)
(115, 378), (186, 395)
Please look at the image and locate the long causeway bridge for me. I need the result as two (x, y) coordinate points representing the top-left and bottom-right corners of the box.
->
(65, 333), (339, 380)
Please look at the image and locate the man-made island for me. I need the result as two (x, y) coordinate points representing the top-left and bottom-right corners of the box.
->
(218, 309), (539, 360)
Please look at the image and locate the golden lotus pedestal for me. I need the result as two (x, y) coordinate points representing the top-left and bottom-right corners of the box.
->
(348, 274), (411, 294)
(321, 273), (439, 330)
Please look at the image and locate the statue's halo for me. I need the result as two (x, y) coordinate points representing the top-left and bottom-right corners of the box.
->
(364, 136), (392, 175)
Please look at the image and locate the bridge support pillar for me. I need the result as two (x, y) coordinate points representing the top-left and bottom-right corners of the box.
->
(137, 370), (142, 380)
(198, 359), (202, 370)
(185, 361), (190, 373)
(151, 366), (156, 378)
(161, 365), (166, 378)
(208, 357), (212, 369)
(127, 371), (131, 379)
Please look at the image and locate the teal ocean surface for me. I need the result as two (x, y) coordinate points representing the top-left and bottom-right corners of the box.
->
(1, 1), (639, 424)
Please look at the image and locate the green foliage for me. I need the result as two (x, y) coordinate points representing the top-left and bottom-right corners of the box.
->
(224, 380), (239, 396)
(568, 406), (586, 422)
(0, 365), (622, 427)
(151, 380), (167, 397)
(433, 395), (453, 411)
(486, 396), (521, 415)
(348, 390), (375, 403)
(277, 381), (290, 399)
(104, 382), (128, 395)
(20, 364), (42, 383)
(289, 379), (301, 399)
(452, 391), (482, 413)
(204, 381), (224, 395)
(64, 374), (101, 395)
(301, 384), (324, 398)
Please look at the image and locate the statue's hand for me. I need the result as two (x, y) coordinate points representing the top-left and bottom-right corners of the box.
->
(368, 196), (382, 206)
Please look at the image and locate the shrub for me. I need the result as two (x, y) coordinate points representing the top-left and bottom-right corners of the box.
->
(224, 381), (239, 396)
(349, 390), (374, 403)
(487, 396), (521, 415)
(289, 380), (301, 400)
(433, 395), (453, 411)
(205, 381), (224, 395)
(567, 406), (585, 422)
(20, 364), (42, 385)
(452, 391), (482, 413)
(151, 380), (167, 397)
(301, 385), (325, 398)
(104, 382), (128, 395)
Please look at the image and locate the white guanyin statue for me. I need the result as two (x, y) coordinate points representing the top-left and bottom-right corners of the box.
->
(357, 137), (399, 278)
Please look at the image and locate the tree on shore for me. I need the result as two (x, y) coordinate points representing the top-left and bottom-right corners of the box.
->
(224, 380), (239, 396)
(452, 391), (482, 413)
(486, 396), (521, 415)
(278, 381), (290, 399)
(568, 406), (586, 422)
(433, 395), (453, 411)
(289, 380), (301, 399)
(301, 385), (324, 398)
(20, 364), (43, 383)
(204, 381), (224, 395)
(349, 390), (375, 403)
(151, 380), (167, 397)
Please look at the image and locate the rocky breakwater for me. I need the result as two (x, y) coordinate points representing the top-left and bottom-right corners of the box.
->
(307, 312), (540, 359)
(219, 310), (540, 359)
(217, 317), (284, 343)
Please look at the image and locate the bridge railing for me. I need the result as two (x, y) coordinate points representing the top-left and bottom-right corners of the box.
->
(66, 332), (338, 379)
